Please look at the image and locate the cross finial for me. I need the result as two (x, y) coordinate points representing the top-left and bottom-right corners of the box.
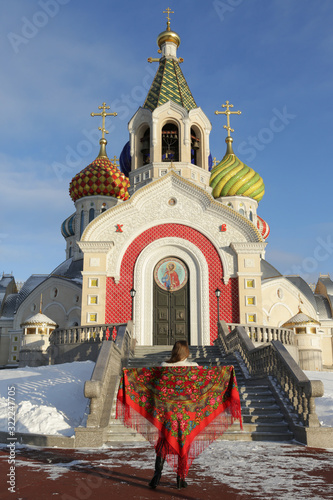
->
(213, 156), (218, 167)
(215, 100), (241, 137)
(163, 7), (174, 30)
(91, 102), (117, 140)
(111, 155), (119, 167)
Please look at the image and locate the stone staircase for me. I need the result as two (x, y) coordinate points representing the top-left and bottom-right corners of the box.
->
(105, 345), (293, 445)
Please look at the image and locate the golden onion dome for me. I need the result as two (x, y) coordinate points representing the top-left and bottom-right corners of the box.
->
(157, 28), (181, 48)
(210, 137), (265, 202)
(69, 140), (130, 203)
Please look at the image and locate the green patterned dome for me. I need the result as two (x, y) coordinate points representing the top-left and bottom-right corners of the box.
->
(210, 137), (265, 202)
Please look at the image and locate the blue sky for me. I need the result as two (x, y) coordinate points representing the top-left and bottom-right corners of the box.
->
(1, 0), (332, 284)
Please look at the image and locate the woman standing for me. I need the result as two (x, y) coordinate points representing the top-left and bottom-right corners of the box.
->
(149, 340), (198, 490)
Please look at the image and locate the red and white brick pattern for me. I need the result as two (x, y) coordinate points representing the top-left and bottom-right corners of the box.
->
(105, 224), (239, 343)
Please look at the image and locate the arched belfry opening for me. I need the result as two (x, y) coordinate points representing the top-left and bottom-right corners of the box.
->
(162, 123), (179, 161)
(140, 127), (150, 167)
(191, 126), (202, 168)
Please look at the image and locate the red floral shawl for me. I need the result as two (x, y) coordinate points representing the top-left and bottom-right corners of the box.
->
(116, 366), (242, 477)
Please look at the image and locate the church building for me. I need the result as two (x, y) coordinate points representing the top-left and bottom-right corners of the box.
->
(1, 10), (332, 371)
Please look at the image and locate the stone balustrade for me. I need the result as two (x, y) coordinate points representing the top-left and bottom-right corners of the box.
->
(75, 321), (136, 447)
(227, 323), (295, 346)
(217, 321), (323, 429)
(49, 323), (126, 345)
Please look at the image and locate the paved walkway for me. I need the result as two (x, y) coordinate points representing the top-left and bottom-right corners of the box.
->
(1, 442), (333, 500)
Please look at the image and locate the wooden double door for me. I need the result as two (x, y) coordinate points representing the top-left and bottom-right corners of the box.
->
(153, 257), (190, 345)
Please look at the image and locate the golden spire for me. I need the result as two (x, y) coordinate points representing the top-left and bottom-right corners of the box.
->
(163, 7), (174, 31)
(91, 102), (117, 158)
(39, 294), (43, 314)
(215, 100), (241, 138)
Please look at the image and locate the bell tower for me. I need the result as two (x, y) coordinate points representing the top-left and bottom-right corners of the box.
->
(127, 8), (212, 194)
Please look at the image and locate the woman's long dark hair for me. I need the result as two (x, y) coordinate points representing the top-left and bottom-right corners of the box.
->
(165, 340), (190, 363)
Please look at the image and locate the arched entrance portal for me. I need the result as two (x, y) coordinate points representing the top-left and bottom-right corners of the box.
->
(153, 257), (190, 345)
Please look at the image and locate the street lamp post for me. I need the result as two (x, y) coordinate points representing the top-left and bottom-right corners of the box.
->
(215, 288), (221, 326)
(130, 288), (136, 321)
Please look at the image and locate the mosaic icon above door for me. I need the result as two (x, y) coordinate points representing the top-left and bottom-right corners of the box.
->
(154, 257), (188, 292)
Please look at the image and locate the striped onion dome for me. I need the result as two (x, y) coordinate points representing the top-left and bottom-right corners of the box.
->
(257, 215), (270, 239)
(69, 139), (130, 203)
(210, 137), (265, 202)
(61, 213), (75, 238)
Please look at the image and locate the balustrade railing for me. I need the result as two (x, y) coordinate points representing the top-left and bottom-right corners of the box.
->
(49, 323), (126, 345)
(217, 321), (323, 428)
(226, 323), (295, 346)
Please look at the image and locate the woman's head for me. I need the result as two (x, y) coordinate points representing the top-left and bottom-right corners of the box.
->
(167, 340), (190, 363)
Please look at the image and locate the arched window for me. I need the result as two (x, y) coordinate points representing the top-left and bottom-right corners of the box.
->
(249, 210), (253, 221)
(191, 127), (201, 167)
(162, 123), (179, 162)
(140, 127), (150, 167)
(69, 246), (72, 258)
(239, 208), (245, 216)
(80, 210), (85, 237)
(89, 208), (95, 223)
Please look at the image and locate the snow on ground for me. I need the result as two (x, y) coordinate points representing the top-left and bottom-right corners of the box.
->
(0, 363), (332, 436)
(0, 361), (94, 436)
(195, 441), (333, 500)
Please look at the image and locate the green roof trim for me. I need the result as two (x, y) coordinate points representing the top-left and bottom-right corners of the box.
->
(143, 58), (197, 112)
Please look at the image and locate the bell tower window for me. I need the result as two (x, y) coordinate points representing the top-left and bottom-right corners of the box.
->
(191, 126), (202, 168)
(191, 129), (200, 166)
(162, 123), (179, 162)
(140, 128), (150, 167)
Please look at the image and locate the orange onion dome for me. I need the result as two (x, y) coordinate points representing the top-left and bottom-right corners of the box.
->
(69, 156), (130, 202)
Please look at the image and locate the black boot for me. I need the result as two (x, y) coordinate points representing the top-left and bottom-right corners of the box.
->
(176, 475), (188, 489)
(149, 455), (165, 489)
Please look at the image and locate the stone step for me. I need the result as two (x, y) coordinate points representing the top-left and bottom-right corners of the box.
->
(107, 345), (294, 444)
(242, 414), (285, 424)
(219, 431), (294, 442)
(105, 420), (293, 444)
(240, 395), (277, 404)
(240, 406), (281, 416)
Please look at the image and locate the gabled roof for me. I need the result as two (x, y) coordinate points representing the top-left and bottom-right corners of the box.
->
(143, 58), (197, 112)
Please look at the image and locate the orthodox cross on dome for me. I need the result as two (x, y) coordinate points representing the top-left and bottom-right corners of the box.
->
(91, 102), (117, 140)
(215, 100), (241, 137)
(111, 155), (119, 167)
(163, 7), (174, 30)
(213, 157), (218, 167)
